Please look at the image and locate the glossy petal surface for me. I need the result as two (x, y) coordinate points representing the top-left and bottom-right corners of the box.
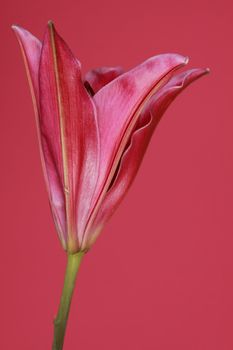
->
(82, 54), (188, 247)
(39, 24), (100, 251)
(12, 26), (67, 245)
(89, 68), (208, 244)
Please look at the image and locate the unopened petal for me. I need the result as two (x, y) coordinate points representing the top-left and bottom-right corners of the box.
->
(39, 23), (100, 252)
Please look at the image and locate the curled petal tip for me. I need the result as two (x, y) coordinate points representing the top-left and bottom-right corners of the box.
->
(11, 24), (21, 33)
(48, 20), (55, 28)
(184, 56), (189, 65)
(194, 67), (210, 77)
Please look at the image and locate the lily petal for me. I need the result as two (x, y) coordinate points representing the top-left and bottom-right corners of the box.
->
(82, 53), (188, 248)
(12, 25), (41, 104)
(84, 66), (124, 95)
(39, 23), (100, 252)
(12, 25), (67, 247)
(86, 68), (209, 249)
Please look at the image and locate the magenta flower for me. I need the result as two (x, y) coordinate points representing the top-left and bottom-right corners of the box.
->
(12, 22), (208, 253)
(13, 22), (208, 350)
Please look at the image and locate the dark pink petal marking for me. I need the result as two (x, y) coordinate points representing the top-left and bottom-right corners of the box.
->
(12, 25), (41, 104)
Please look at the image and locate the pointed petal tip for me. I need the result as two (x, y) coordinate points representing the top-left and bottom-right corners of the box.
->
(11, 24), (21, 34)
(161, 53), (189, 70)
(47, 20), (55, 28)
(184, 56), (189, 65)
(191, 67), (210, 76)
(11, 24), (27, 42)
(175, 67), (210, 84)
(151, 53), (189, 67)
(47, 20), (57, 34)
(169, 54), (189, 67)
(46, 20), (59, 40)
(199, 67), (210, 77)
(192, 67), (210, 77)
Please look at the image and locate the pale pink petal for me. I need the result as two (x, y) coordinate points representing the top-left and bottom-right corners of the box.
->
(12, 25), (67, 246)
(86, 68), (209, 249)
(82, 53), (188, 248)
(12, 25), (41, 104)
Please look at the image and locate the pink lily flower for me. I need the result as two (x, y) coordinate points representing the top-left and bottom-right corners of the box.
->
(12, 22), (208, 254)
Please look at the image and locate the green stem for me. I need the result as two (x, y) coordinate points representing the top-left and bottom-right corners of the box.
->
(52, 252), (84, 350)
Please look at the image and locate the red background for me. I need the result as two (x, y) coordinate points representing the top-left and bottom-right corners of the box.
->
(1, 0), (233, 349)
